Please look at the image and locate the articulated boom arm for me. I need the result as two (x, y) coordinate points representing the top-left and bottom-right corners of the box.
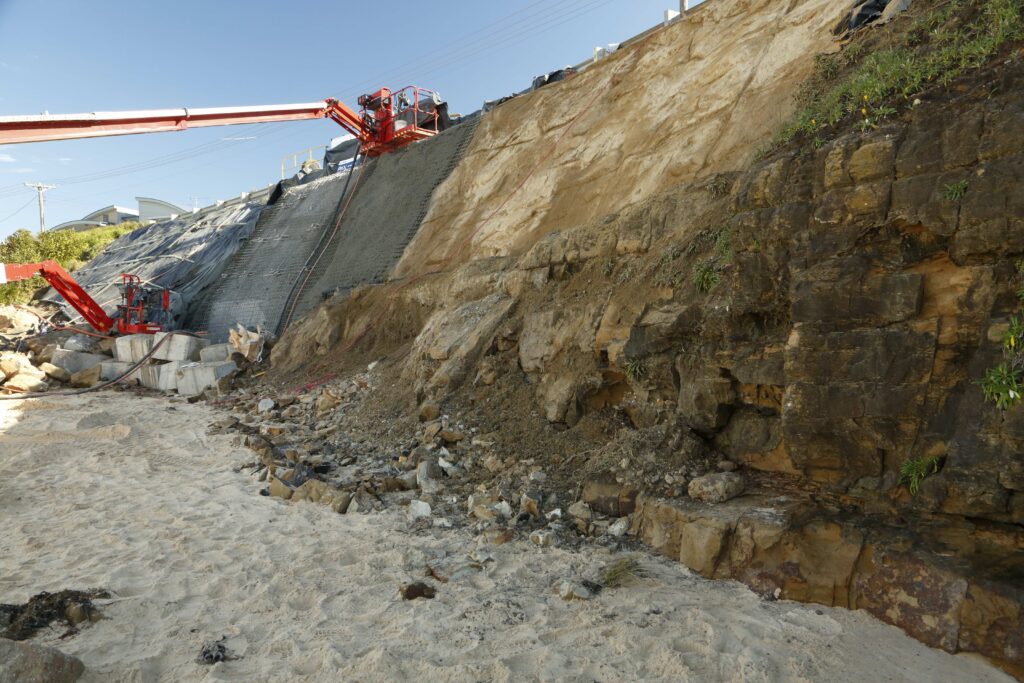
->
(1, 261), (114, 333)
(323, 99), (371, 145)
(0, 102), (338, 145)
(0, 89), (444, 156)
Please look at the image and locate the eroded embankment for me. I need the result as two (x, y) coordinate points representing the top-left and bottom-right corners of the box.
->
(268, 0), (1024, 673)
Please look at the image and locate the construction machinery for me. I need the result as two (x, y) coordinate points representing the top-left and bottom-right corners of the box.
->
(0, 262), (172, 334)
(0, 86), (451, 336)
(0, 86), (450, 157)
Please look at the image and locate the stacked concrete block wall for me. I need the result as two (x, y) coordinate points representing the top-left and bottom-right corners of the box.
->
(175, 361), (237, 397)
(111, 332), (223, 394)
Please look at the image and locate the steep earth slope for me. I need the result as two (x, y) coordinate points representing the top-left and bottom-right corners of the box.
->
(268, 0), (1024, 674)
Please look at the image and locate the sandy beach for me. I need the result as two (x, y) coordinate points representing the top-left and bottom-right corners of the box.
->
(0, 392), (1012, 682)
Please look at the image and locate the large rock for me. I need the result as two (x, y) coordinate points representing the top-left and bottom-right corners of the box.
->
(152, 332), (209, 362)
(0, 353), (38, 381)
(292, 479), (351, 513)
(112, 334), (154, 363)
(61, 335), (99, 353)
(69, 365), (102, 388)
(3, 373), (48, 393)
(688, 472), (745, 504)
(0, 639), (85, 683)
(174, 361), (236, 397)
(139, 361), (181, 392)
(38, 362), (70, 383)
(49, 349), (109, 376)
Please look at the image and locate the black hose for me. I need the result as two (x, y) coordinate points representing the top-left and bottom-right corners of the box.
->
(0, 331), (194, 401)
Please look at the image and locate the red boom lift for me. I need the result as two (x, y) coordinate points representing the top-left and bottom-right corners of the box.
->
(0, 261), (171, 335)
(0, 86), (449, 334)
(0, 87), (449, 157)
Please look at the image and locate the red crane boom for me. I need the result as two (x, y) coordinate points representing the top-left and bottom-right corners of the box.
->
(0, 87), (447, 158)
(1, 261), (115, 333)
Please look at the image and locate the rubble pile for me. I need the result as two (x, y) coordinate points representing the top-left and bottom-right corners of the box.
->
(212, 364), (649, 553)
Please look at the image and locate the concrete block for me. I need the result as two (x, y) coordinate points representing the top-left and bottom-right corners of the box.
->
(199, 343), (233, 363)
(153, 332), (209, 362)
(99, 361), (140, 383)
(140, 361), (182, 392)
(113, 334), (154, 363)
(175, 360), (236, 397)
(50, 349), (109, 375)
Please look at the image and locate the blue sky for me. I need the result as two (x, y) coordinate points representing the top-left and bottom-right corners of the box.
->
(0, 0), (687, 237)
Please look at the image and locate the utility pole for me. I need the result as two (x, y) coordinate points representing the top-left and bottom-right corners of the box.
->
(24, 182), (56, 233)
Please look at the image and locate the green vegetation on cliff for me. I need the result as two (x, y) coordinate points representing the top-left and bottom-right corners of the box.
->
(0, 223), (140, 304)
(778, 0), (1023, 148)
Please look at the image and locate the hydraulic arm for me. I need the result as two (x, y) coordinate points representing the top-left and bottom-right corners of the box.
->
(1, 262), (171, 335)
(1, 261), (113, 333)
(0, 87), (448, 158)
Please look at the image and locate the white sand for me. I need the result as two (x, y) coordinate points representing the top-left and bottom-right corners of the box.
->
(0, 393), (1012, 682)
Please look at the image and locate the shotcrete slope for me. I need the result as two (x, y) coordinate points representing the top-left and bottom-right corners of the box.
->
(290, 118), (479, 320)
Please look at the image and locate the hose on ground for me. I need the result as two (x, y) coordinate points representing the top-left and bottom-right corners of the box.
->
(0, 331), (196, 401)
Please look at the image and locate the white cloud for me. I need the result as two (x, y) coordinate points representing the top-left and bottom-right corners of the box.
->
(57, 157), (73, 163)
(0, 167), (34, 174)
(0, 154), (14, 163)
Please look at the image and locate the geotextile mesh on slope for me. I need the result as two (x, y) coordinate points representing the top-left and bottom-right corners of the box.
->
(190, 170), (357, 342)
(45, 199), (264, 330)
(287, 116), (481, 324)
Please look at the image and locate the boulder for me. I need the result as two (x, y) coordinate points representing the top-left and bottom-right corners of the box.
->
(3, 373), (48, 393)
(0, 352), (37, 380)
(38, 362), (70, 383)
(268, 476), (293, 500)
(291, 480), (351, 513)
(49, 349), (109, 375)
(688, 472), (745, 504)
(69, 365), (102, 388)
(0, 639), (85, 683)
(418, 401), (440, 422)
(61, 336), (98, 353)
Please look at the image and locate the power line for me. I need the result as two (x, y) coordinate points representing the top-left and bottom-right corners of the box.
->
(0, 195), (36, 224)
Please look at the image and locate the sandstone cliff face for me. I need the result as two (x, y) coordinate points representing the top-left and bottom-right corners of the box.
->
(278, 80), (1024, 522)
(393, 0), (847, 277)
(270, 3), (1024, 673)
